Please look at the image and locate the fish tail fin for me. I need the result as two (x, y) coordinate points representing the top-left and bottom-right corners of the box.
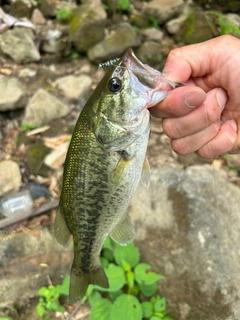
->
(69, 266), (109, 304)
(54, 206), (71, 246)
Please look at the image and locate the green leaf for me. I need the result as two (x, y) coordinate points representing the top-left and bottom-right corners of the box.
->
(150, 316), (162, 320)
(102, 248), (114, 262)
(135, 263), (164, 285)
(36, 303), (45, 317)
(111, 294), (142, 320)
(105, 263), (126, 291)
(114, 242), (140, 268)
(58, 276), (70, 295)
(154, 297), (166, 312)
(126, 270), (134, 289)
(38, 287), (49, 297)
(88, 290), (102, 307)
(90, 298), (112, 320)
(103, 236), (114, 249)
(142, 301), (154, 318)
(139, 282), (157, 297)
(100, 256), (109, 268)
(109, 289), (123, 301)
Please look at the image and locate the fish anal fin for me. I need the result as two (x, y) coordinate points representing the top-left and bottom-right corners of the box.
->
(54, 207), (71, 246)
(141, 156), (151, 188)
(69, 266), (109, 304)
(110, 213), (135, 246)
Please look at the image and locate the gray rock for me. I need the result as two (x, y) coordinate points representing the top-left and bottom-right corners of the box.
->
(0, 27), (40, 64)
(142, 28), (164, 42)
(143, 0), (184, 25)
(56, 74), (92, 106)
(0, 226), (73, 309)
(165, 15), (187, 34)
(130, 165), (240, 320)
(31, 8), (46, 25)
(225, 154), (240, 171)
(0, 160), (22, 195)
(88, 22), (140, 63)
(0, 74), (27, 111)
(136, 41), (163, 67)
(70, 0), (107, 53)
(23, 88), (69, 127)
(10, 0), (37, 19)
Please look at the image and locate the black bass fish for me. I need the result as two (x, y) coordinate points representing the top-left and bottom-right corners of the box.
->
(54, 48), (179, 304)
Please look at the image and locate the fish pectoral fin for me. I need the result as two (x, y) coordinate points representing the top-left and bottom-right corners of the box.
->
(141, 156), (151, 188)
(110, 213), (135, 246)
(112, 150), (134, 185)
(54, 207), (71, 246)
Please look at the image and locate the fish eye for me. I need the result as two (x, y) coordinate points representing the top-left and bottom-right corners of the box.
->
(108, 77), (122, 93)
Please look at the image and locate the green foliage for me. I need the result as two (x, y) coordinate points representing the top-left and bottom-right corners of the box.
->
(36, 239), (172, 319)
(84, 237), (172, 320)
(207, 11), (240, 35)
(36, 276), (70, 318)
(56, 9), (73, 24)
(0, 318), (12, 320)
(117, 0), (131, 12)
(148, 17), (159, 29)
(21, 123), (36, 132)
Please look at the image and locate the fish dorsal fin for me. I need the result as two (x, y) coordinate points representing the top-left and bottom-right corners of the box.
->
(54, 207), (71, 246)
(141, 157), (151, 188)
(110, 213), (135, 246)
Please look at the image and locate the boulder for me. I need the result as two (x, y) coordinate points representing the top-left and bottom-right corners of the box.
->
(0, 74), (27, 111)
(0, 27), (40, 64)
(69, 0), (107, 53)
(130, 165), (240, 320)
(23, 89), (69, 127)
(88, 22), (140, 63)
(142, 0), (184, 25)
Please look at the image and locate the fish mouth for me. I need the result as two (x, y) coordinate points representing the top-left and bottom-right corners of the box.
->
(122, 48), (166, 89)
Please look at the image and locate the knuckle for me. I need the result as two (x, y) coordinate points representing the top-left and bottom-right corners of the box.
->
(162, 119), (183, 139)
(171, 138), (192, 155)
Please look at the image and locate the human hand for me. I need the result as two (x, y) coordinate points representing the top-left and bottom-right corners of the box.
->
(151, 35), (240, 158)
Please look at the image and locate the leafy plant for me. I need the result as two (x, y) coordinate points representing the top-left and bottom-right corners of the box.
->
(56, 9), (73, 24)
(83, 237), (172, 320)
(117, 0), (131, 12)
(207, 11), (240, 35)
(37, 276), (69, 318)
(36, 238), (172, 319)
(21, 123), (36, 132)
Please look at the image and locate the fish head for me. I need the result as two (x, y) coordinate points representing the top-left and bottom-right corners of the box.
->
(94, 48), (177, 126)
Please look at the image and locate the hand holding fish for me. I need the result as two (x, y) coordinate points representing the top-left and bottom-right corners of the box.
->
(151, 35), (240, 158)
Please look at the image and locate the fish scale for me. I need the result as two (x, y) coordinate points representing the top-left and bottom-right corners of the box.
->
(54, 48), (179, 303)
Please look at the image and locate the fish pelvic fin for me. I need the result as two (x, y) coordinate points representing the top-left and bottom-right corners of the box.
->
(69, 266), (109, 304)
(110, 213), (135, 246)
(54, 206), (71, 246)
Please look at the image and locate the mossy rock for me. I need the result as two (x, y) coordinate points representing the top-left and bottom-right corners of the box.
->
(136, 42), (164, 68)
(26, 144), (50, 176)
(174, 10), (218, 44)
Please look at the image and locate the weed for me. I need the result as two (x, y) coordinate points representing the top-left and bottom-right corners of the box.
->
(37, 238), (173, 319)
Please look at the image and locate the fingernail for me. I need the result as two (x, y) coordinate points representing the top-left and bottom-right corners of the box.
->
(230, 119), (237, 132)
(216, 88), (228, 110)
(184, 90), (206, 109)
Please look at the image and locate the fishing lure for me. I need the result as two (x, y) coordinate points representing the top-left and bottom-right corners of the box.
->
(98, 57), (120, 68)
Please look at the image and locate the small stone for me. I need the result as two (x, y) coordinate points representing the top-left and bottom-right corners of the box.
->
(0, 74), (27, 111)
(23, 88), (69, 127)
(225, 154), (240, 171)
(31, 8), (46, 25)
(44, 141), (70, 169)
(143, 0), (184, 25)
(142, 28), (164, 41)
(10, 0), (37, 19)
(56, 74), (92, 104)
(0, 27), (40, 64)
(165, 15), (187, 34)
(0, 160), (22, 195)
(18, 68), (36, 78)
